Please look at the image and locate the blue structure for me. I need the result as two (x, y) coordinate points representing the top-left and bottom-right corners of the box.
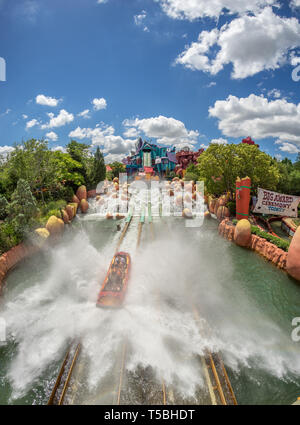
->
(122, 138), (177, 176)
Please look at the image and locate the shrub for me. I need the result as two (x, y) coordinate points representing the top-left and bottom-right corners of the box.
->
(227, 200), (236, 216)
(250, 225), (290, 251)
(0, 221), (21, 254)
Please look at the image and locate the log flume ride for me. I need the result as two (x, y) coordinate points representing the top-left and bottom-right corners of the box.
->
(96, 252), (131, 308)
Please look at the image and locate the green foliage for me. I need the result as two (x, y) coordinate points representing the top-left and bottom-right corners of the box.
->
(197, 143), (280, 197)
(66, 140), (91, 187)
(37, 199), (67, 226)
(184, 172), (198, 182)
(106, 171), (113, 181)
(231, 219), (290, 251)
(90, 147), (106, 188)
(7, 179), (38, 238)
(108, 162), (126, 179)
(0, 196), (8, 220)
(250, 225), (290, 251)
(227, 200), (236, 216)
(0, 222), (21, 255)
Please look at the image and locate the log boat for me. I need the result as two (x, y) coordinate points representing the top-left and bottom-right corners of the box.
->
(96, 252), (131, 308)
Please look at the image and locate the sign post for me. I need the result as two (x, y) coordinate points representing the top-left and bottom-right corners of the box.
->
(253, 188), (300, 217)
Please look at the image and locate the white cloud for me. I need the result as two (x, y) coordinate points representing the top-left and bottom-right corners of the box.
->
(45, 131), (58, 141)
(77, 109), (90, 119)
(209, 93), (300, 146)
(92, 98), (107, 111)
(0, 108), (11, 116)
(22, 114), (28, 119)
(123, 127), (140, 138)
(206, 81), (216, 88)
(175, 8), (300, 79)
(36, 94), (60, 107)
(134, 10), (149, 32)
(123, 115), (199, 146)
(155, 0), (277, 20)
(277, 142), (299, 154)
(41, 109), (74, 129)
(291, 0), (300, 8)
(26, 118), (39, 129)
(68, 124), (136, 156)
(211, 138), (228, 144)
(0, 145), (15, 158)
(97, 0), (108, 3)
(104, 153), (127, 164)
(267, 89), (281, 99)
(51, 146), (66, 153)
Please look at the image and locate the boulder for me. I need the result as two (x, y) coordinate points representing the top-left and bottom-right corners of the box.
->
(204, 211), (211, 220)
(182, 208), (193, 219)
(234, 219), (251, 247)
(72, 195), (80, 204)
(287, 227), (300, 281)
(66, 205), (74, 221)
(80, 199), (89, 213)
(35, 227), (50, 240)
(76, 185), (87, 201)
(209, 199), (217, 214)
(69, 202), (78, 214)
(217, 206), (230, 221)
(46, 216), (64, 236)
(87, 189), (96, 199)
(61, 209), (70, 224)
(106, 212), (113, 219)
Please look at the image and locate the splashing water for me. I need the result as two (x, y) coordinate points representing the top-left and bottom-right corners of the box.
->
(1, 216), (300, 403)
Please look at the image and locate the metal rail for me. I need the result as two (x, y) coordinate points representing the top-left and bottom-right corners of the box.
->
(192, 306), (237, 405)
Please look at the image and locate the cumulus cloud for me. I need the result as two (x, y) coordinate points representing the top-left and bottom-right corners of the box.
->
(51, 146), (66, 153)
(36, 94), (60, 107)
(276, 141), (299, 154)
(68, 124), (136, 157)
(92, 98), (107, 111)
(267, 89), (281, 99)
(123, 127), (140, 138)
(22, 114), (28, 119)
(123, 115), (199, 146)
(97, 0), (108, 3)
(26, 118), (39, 129)
(211, 138), (228, 145)
(45, 131), (58, 141)
(175, 8), (300, 79)
(0, 145), (15, 158)
(77, 109), (90, 119)
(41, 109), (74, 129)
(209, 93), (300, 146)
(155, 0), (276, 20)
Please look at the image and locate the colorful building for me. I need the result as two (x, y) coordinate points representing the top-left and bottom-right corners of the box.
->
(122, 138), (177, 176)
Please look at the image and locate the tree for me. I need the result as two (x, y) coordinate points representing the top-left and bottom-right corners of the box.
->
(109, 162), (126, 179)
(0, 196), (8, 220)
(197, 143), (280, 197)
(7, 179), (38, 237)
(66, 140), (91, 184)
(90, 147), (106, 187)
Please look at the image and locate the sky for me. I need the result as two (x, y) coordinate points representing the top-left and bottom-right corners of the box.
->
(0, 0), (300, 163)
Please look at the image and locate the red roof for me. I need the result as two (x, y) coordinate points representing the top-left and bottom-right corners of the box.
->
(106, 165), (112, 171)
(144, 167), (154, 173)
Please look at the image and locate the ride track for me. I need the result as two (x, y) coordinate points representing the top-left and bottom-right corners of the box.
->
(47, 197), (237, 406)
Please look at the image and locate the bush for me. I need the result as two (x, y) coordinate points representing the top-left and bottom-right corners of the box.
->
(227, 200), (236, 216)
(231, 220), (290, 251)
(0, 221), (21, 254)
(250, 225), (290, 251)
(184, 172), (198, 182)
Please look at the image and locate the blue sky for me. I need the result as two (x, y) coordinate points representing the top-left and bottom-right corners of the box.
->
(1, 0), (300, 162)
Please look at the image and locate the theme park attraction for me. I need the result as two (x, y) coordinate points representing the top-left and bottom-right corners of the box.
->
(97, 252), (131, 308)
(122, 138), (177, 177)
